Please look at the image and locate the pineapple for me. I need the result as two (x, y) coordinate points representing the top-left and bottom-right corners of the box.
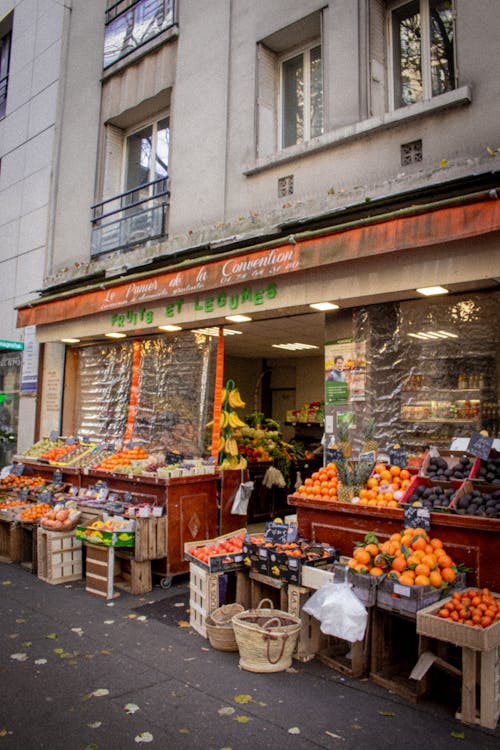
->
(336, 420), (352, 458)
(362, 417), (378, 458)
(335, 459), (355, 502)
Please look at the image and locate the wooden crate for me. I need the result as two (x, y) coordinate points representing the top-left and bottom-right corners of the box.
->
(37, 528), (82, 584)
(114, 548), (152, 595)
(189, 563), (226, 638)
(415, 595), (500, 729)
(317, 608), (373, 678)
(20, 523), (38, 573)
(287, 583), (326, 662)
(84, 542), (117, 600)
(134, 516), (167, 561)
(0, 516), (22, 563)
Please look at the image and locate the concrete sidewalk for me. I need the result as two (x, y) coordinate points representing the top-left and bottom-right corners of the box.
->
(0, 562), (498, 750)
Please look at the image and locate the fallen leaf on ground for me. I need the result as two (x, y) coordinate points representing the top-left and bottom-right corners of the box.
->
(71, 628), (84, 636)
(92, 689), (110, 698)
(46, 633), (57, 640)
(173, 602), (186, 607)
(21, 641), (32, 647)
(124, 704), (140, 714)
(379, 711), (395, 717)
(104, 620), (115, 625)
(325, 731), (344, 739)
(177, 620), (190, 628)
(35, 659), (47, 665)
(127, 614), (137, 620)
(451, 731), (465, 740)
(288, 727), (300, 734)
(88, 722), (102, 729)
(179, 728), (189, 734)
(234, 716), (250, 724)
(2, 580), (12, 585)
(218, 707), (235, 716)
(234, 694), (252, 704)
(10, 653), (28, 662)
(135, 732), (153, 743)
(15, 618), (26, 623)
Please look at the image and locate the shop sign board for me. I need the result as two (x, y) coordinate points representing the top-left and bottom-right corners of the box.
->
(325, 338), (366, 404)
(0, 340), (24, 350)
(20, 326), (39, 394)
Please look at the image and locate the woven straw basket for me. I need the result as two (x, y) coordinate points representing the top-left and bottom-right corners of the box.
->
(231, 598), (302, 672)
(206, 603), (244, 652)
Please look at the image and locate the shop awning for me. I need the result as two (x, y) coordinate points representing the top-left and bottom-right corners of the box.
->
(16, 195), (500, 329)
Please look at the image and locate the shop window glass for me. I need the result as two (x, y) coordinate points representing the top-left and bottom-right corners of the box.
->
(281, 43), (323, 148)
(0, 351), (21, 465)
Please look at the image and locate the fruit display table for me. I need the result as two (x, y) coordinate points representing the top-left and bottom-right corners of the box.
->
(287, 494), (500, 591)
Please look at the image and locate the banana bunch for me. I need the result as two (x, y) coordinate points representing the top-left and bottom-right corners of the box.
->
(228, 411), (246, 428)
(228, 387), (245, 409)
(219, 455), (248, 470)
(224, 436), (239, 456)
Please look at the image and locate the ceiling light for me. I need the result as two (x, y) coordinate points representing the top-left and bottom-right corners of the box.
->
(192, 327), (243, 337)
(272, 342), (320, 351)
(61, 338), (80, 344)
(158, 324), (182, 332)
(225, 315), (252, 322)
(408, 332), (434, 340)
(437, 330), (458, 338)
(416, 286), (449, 296)
(105, 332), (127, 338)
(309, 302), (339, 311)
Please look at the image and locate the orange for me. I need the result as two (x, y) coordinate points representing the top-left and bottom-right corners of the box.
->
(380, 470), (392, 482)
(390, 465), (401, 476)
(400, 469), (411, 480)
(369, 567), (385, 577)
(391, 555), (407, 573)
(430, 538), (443, 550)
(421, 553), (437, 570)
(429, 570), (443, 588)
(411, 536), (427, 552)
(399, 573), (415, 586)
(441, 567), (456, 583)
(353, 548), (371, 566)
(437, 554), (453, 569)
(365, 543), (379, 558)
(374, 463), (387, 475)
(415, 563), (431, 577)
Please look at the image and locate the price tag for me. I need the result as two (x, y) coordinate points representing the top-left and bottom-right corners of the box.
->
(1, 465), (12, 479)
(53, 470), (63, 484)
(467, 431), (494, 461)
(264, 521), (298, 545)
(359, 451), (376, 465)
(123, 492), (133, 503)
(49, 431), (59, 442)
(389, 446), (407, 468)
(403, 504), (430, 531)
(38, 490), (52, 504)
(12, 463), (25, 476)
(81, 435), (90, 444)
(19, 488), (29, 502)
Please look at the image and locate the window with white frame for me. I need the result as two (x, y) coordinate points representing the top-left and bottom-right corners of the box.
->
(0, 13), (13, 119)
(388, 0), (455, 109)
(280, 42), (323, 149)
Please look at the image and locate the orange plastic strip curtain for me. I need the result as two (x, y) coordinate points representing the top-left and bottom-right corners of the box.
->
(124, 340), (141, 442)
(211, 327), (225, 458)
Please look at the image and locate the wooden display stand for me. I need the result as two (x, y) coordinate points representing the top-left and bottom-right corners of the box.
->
(288, 494), (500, 590)
(317, 610), (372, 678)
(37, 528), (82, 585)
(84, 543), (117, 600)
(114, 549), (152, 595)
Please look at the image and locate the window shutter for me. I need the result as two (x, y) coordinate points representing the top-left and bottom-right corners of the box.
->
(256, 43), (277, 159)
(102, 124), (124, 199)
(369, 0), (386, 116)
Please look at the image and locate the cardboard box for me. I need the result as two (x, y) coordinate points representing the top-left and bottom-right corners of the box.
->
(76, 517), (135, 547)
(267, 543), (338, 586)
(184, 528), (246, 573)
(420, 449), (479, 483)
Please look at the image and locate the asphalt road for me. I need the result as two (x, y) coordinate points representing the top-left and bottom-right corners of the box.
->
(0, 562), (498, 750)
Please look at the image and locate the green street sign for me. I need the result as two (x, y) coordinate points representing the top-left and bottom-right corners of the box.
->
(0, 340), (24, 351)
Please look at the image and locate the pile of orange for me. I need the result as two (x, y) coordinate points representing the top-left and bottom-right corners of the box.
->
(437, 588), (500, 628)
(19, 503), (53, 523)
(357, 463), (413, 508)
(295, 463), (339, 502)
(347, 527), (458, 587)
(94, 446), (149, 472)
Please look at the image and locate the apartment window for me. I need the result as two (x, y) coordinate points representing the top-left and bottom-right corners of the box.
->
(389, 0), (455, 109)
(124, 116), (170, 198)
(0, 13), (13, 119)
(104, 0), (175, 68)
(281, 43), (323, 148)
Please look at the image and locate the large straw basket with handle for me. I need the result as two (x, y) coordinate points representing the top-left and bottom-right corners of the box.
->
(231, 599), (302, 672)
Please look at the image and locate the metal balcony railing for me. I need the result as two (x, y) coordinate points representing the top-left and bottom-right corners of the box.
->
(90, 177), (169, 257)
(0, 73), (8, 117)
(104, 0), (175, 69)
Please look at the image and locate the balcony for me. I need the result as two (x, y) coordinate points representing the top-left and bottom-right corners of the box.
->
(0, 73), (7, 118)
(104, 0), (175, 69)
(90, 177), (169, 257)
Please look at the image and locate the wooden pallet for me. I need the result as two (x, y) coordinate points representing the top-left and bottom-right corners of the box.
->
(37, 528), (82, 584)
(115, 548), (152, 595)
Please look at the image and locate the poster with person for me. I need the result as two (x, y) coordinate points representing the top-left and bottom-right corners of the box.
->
(325, 338), (366, 404)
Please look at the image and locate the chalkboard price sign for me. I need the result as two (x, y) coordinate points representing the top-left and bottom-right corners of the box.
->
(264, 522), (298, 545)
(326, 448), (344, 463)
(359, 451), (376, 465)
(404, 503), (430, 531)
(467, 431), (493, 461)
(53, 470), (63, 484)
(389, 446), (407, 468)
(12, 463), (25, 476)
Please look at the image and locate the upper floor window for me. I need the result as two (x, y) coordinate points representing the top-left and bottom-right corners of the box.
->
(0, 13), (13, 119)
(104, 0), (175, 69)
(389, 0), (455, 109)
(280, 43), (323, 148)
(124, 117), (170, 197)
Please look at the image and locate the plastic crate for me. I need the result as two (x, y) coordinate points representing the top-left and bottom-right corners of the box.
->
(37, 528), (82, 584)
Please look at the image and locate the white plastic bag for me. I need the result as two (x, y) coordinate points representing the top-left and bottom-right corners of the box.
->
(302, 582), (368, 642)
(230, 481), (254, 515)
